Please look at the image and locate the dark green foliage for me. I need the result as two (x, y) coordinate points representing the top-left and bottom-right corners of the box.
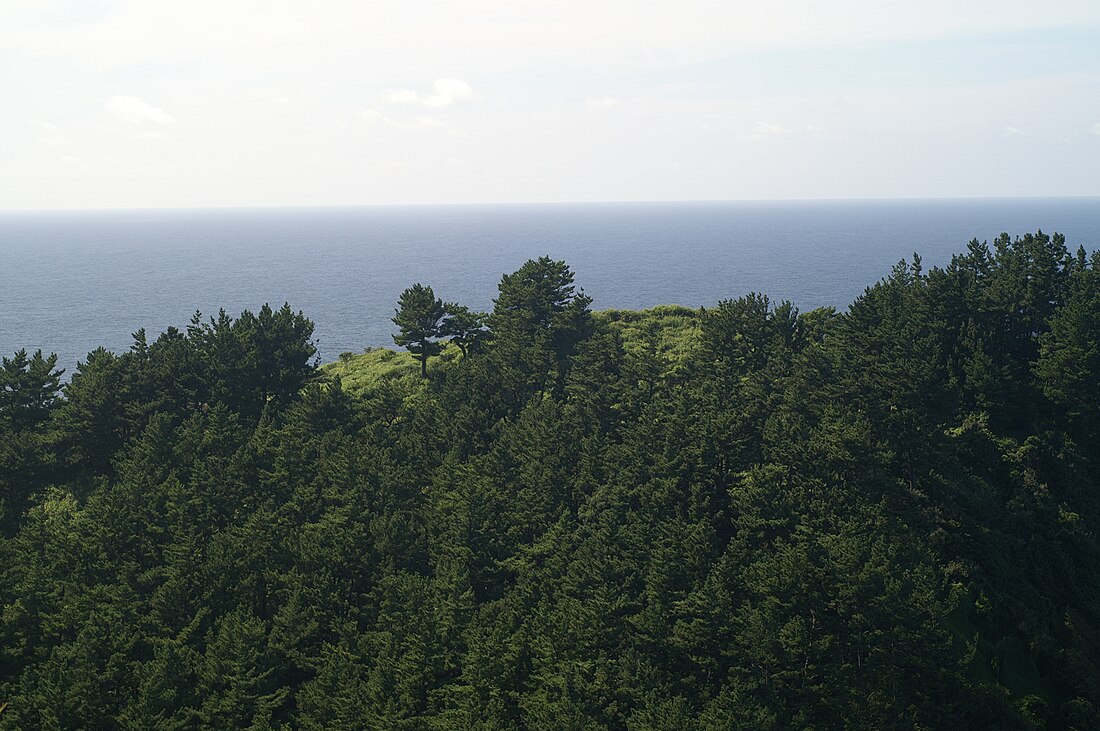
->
(0, 350), (63, 533)
(393, 283), (447, 377)
(3, 241), (1100, 729)
(488, 255), (594, 403)
(440, 303), (490, 357)
(1036, 261), (1100, 446)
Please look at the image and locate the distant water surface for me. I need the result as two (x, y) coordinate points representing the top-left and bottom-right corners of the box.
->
(2, 198), (1099, 374)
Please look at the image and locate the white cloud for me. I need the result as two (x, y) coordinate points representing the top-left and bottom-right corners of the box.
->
(31, 119), (59, 131)
(381, 89), (419, 104)
(358, 109), (449, 132)
(395, 116), (448, 131)
(106, 95), (176, 126)
(4, 1), (1100, 208)
(734, 122), (832, 143)
(736, 121), (792, 143)
(587, 96), (620, 109)
(382, 78), (477, 108)
(1002, 126), (1025, 139)
(360, 109), (384, 125)
(425, 79), (477, 107)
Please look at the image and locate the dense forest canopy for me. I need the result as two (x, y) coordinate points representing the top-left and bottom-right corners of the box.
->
(3, 232), (1100, 729)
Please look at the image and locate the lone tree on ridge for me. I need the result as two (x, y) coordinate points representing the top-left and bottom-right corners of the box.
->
(393, 283), (446, 377)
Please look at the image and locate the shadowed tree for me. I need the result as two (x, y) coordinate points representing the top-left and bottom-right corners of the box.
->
(440, 303), (490, 357)
(0, 349), (64, 533)
(1035, 257), (1100, 448)
(488, 256), (593, 399)
(393, 283), (446, 377)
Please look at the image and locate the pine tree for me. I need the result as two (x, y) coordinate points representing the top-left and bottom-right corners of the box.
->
(440, 303), (489, 357)
(393, 284), (446, 377)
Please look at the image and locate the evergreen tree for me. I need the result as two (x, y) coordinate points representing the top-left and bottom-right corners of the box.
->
(0, 349), (63, 533)
(3, 236), (1100, 729)
(488, 256), (593, 400)
(393, 284), (446, 377)
(440, 303), (489, 357)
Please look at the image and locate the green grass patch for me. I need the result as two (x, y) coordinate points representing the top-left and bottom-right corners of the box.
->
(323, 306), (702, 396)
(595, 305), (702, 377)
(322, 344), (463, 399)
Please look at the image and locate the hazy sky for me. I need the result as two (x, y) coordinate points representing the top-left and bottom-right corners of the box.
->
(3, 0), (1100, 209)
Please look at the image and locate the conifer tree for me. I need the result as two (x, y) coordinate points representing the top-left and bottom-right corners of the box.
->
(440, 303), (489, 357)
(393, 284), (446, 377)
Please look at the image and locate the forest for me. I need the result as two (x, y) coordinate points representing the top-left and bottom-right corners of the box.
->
(2, 231), (1100, 729)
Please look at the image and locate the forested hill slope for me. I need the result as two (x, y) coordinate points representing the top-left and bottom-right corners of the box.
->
(3, 232), (1100, 729)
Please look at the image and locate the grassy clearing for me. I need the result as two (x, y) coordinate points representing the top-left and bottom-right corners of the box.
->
(322, 343), (462, 398)
(595, 305), (702, 378)
(323, 306), (702, 396)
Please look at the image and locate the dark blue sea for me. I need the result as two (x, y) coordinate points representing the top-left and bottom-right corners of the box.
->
(3, 198), (1100, 375)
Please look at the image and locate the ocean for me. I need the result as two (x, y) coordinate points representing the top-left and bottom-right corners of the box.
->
(2, 198), (1100, 375)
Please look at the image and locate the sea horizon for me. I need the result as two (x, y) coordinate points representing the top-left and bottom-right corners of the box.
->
(4, 196), (1100, 375)
(3, 193), (1100, 216)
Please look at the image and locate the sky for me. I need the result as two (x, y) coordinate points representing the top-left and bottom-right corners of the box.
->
(2, 0), (1100, 209)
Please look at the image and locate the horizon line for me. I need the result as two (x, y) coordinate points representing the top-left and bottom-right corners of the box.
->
(3, 194), (1100, 215)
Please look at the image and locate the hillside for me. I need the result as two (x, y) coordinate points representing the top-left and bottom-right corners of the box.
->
(3, 236), (1100, 729)
(324, 304), (702, 397)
